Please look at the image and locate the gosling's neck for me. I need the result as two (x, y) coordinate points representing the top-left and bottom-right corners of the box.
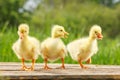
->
(87, 34), (96, 47)
(89, 36), (96, 42)
(51, 34), (61, 39)
(20, 36), (29, 43)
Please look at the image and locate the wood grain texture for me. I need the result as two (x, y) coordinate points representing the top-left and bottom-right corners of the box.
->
(0, 62), (120, 80)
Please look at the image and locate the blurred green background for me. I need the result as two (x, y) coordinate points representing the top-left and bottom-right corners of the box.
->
(0, 0), (120, 65)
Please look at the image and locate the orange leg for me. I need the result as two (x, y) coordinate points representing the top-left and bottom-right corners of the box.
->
(43, 47), (51, 70)
(86, 58), (91, 64)
(56, 58), (65, 69)
(44, 58), (52, 70)
(21, 58), (36, 71)
(57, 49), (65, 69)
(29, 59), (35, 71)
(60, 58), (65, 69)
(78, 59), (88, 69)
(21, 58), (27, 70)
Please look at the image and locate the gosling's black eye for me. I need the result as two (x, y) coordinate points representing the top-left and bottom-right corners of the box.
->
(95, 31), (97, 34)
(59, 29), (63, 32)
(24, 31), (27, 32)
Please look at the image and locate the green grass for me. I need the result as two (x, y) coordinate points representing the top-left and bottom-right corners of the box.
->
(92, 38), (120, 65)
(0, 27), (120, 65)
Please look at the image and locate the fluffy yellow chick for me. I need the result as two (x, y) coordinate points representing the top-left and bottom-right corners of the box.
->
(41, 25), (69, 70)
(67, 25), (103, 69)
(12, 24), (40, 71)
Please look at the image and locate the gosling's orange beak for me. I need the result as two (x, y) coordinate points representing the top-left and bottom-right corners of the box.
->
(64, 31), (69, 38)
(19, 33), (24, 39)
(97, 33), (103, 40)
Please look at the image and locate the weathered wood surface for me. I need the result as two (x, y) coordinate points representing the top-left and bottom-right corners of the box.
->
(0, 62), (120, 80)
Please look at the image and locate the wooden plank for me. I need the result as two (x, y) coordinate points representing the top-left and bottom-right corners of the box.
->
(0, 62), (120, 80)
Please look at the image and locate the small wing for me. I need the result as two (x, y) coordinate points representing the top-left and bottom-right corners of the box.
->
(12, 39), (22, 59)
(67, 38), (88, 61)
(67, 39), (81, 61)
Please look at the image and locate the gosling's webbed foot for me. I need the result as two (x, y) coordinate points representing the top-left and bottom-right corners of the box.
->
(44, 66), (52, 70)
(26, 66), (34, 71)
(81, 65), (89, 69)
(21, 66), (27, 71)
(56, 65), (65, 69)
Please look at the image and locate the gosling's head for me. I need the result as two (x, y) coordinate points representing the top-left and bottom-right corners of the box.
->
(51, 25), (69, 38)
(18, 24), (29, 39)
(89, 25), (103, 40)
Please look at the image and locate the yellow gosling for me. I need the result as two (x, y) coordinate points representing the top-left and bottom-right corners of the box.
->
(67, 25), (103, 69)
(41, 25), (69, 70)
(12, 24), (40, 71)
